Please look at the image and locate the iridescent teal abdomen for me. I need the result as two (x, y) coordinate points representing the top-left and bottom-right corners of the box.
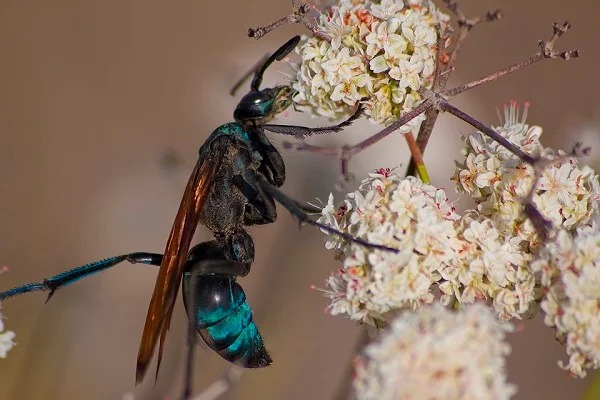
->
(182, 274), (271, 368)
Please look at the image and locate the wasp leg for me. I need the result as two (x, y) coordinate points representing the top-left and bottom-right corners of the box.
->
(232, 172), (277, 226)
(254, 128), (286, 187)
(243, 199), (276, 225)
(0, 252), (163, 302)
(253, 174), (399, 253)
(261, 105), (363, 138)
(240, 177), (277, 226)
(240, 177), (318, 225)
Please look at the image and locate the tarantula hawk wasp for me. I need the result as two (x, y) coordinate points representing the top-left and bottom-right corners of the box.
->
(0, 36), (397, 386)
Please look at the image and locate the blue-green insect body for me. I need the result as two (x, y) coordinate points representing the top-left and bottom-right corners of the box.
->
(183, 274), (268, 367)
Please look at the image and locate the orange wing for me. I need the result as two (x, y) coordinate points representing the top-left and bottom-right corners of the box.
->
(135, 154), (220, 384)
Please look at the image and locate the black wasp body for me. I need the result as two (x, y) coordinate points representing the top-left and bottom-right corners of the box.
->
(0, 35), (392, 387)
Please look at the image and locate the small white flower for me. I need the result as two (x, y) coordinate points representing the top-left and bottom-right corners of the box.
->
(0, 331), (16, 359)
(321, 47), (362, 81)
(370, 0), (405, 20)
(365, 19), (405, 58)
(390, 53), (424, 90)
(0, 304), (15, 359)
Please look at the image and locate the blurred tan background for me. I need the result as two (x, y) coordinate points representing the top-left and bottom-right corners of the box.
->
(0, 1), (599, 399)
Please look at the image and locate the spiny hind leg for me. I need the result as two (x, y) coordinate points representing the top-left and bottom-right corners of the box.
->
(0, 252), (163, 302)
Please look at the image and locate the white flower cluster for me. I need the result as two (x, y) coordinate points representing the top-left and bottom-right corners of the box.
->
(440, 211), (537, 320)
(446, 103), (599, 321)
(531, 226), (600, 378)
(0, 304), (15, 359)
(354, 303), (516, 400)
(317, 103), (600, 379)
(453, 102), (600, 251)
(292, 0), (449, 130)
(318, 167), (537, 323)
(318, 168), (461, 326)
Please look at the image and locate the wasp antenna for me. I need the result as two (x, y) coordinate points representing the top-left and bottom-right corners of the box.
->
(251, 36), (301, 91)
(230, 53), (271, 97)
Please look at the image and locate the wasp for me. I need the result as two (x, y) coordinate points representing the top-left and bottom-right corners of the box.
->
(0, 36), (396, 386)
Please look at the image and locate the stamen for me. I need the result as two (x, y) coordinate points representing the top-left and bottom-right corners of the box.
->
(310, 284), (340, 298)
(509, 100), (516, 125)
(501, 100), (529, 127)
(522, 101), (530, 125)
(495, 107), (503, 125)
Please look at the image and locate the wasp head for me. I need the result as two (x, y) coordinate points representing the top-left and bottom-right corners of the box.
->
(233, 85), (295, 125)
